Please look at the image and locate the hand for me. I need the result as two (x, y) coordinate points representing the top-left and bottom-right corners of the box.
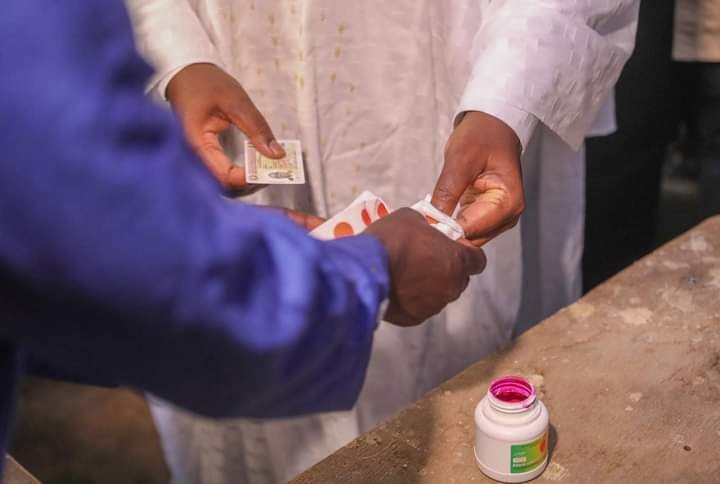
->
(431, 111), (525, 246)
(167, 63), (285, 193)
(262, 206), (326, 232)
(366, 209), (487, 326)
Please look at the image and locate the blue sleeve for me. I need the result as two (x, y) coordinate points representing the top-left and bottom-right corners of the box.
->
(0, 1), (389, 419)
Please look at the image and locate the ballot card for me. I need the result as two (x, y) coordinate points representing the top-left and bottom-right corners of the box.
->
(311, 191), (463, 241)
(411, 195), (465, 241)
(244, 139), (305, 184)
(311, 191), (391, 240)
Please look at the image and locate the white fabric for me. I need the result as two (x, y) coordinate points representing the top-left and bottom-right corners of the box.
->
(515, 129), (586, 336)
(125, 1), (638, 483)
(588, 93), (617, 138)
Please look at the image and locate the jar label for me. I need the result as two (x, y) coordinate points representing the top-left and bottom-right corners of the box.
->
(510, 432), (548, 474)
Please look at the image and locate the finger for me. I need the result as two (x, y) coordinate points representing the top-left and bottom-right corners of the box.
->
(226, 184), (268, 198)
(303, 215), (326, 231)
(284, 209), (326, 231)
(225, 92), (285, 160)
(431, 161), (472, 216)
(457, 188), (518, 241)
(265, 207), (327, 232)
(458, 234), (493, 248)
(458, 220), (516, 248)
(197, 138), (250, 190)
(392, 207), (427, 224)
(454, 275), (471, 299)
(383, 304), (419, 327)
(458, 245), (487, 275)
(182, 113), (252, 190)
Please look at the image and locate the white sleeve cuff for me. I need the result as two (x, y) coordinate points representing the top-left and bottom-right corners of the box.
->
(125, 0), (224, 101)
(454, 98), (538, 152)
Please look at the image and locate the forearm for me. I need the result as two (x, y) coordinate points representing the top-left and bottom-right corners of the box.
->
(461, 0), (640, 150)
(1, 0), (389, 418)
(125, 0), (222, 98)
(3, 227), (388, 418)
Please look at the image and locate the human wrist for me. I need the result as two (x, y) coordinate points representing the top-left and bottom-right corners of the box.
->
(455, 102), (537, 153)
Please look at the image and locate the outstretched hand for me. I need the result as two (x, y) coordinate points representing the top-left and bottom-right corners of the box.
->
(167, 63), (284, 194)
(431, 111), (525, 246)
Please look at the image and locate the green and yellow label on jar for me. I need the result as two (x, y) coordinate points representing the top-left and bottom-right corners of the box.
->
(510, 432), (548, 474)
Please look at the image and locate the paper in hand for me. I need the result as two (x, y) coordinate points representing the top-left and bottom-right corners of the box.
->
(310, 191), (391, 240)
(411, 195), (465, 240)
(311, 191), (464, 242)
(244, 139), (305, 184)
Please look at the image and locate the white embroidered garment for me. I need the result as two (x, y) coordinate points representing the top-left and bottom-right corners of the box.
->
(126, 1), (638, 482)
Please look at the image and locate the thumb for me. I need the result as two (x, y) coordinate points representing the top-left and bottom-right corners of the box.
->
(431, 161), (472, 216)
(459, 245), (487, 276)
(226, 97), (285, 160)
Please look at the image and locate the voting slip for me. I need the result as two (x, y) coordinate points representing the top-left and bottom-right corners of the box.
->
(310, 191), (464, 241)
(311, 191), (390, 240)
(411, 195), (465, 241)
(244, 139), (305, 184)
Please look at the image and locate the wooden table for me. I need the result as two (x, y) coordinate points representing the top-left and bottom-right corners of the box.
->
(292, 217), (720, 484)
(2, 457), (39, 484)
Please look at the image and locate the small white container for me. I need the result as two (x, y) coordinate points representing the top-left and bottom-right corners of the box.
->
(474, 376), (549, 483)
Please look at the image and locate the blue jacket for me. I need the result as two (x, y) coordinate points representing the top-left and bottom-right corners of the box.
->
(0, 0), (389, 471)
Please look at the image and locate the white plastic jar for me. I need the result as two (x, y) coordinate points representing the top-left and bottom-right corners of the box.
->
(474, 376), (549, 483)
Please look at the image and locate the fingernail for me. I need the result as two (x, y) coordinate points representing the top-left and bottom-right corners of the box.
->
(269, 140), (286, 157)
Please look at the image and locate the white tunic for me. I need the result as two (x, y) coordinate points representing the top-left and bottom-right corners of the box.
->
(126, 1), (638, 482)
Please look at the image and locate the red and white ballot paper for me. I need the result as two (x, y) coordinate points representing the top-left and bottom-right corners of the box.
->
(310, 191), (464, 241)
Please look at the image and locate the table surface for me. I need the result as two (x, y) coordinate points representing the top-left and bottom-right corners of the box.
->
(292, 216), (720, 484)
(3, 457), (40, 484)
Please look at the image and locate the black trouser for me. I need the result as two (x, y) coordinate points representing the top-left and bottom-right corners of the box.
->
(676, 62), (720, 217)
(583, 0), (677, 291)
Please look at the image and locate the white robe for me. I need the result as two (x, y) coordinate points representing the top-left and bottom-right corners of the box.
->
(126, 1), (638, 482)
